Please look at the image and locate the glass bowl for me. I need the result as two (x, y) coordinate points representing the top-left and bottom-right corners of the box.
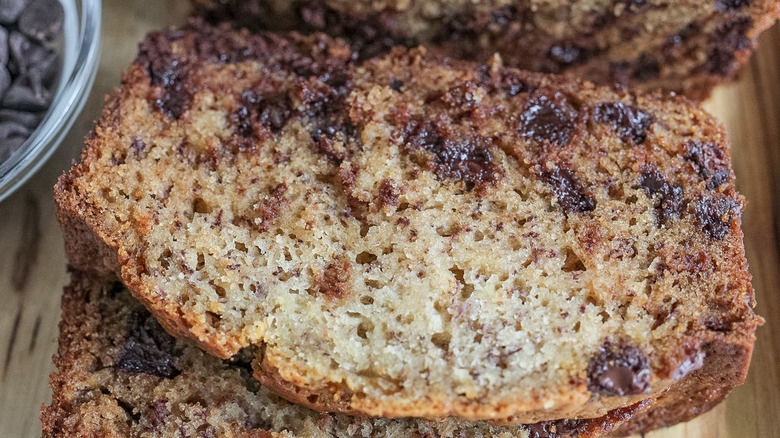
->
(0, 0), (101, 202)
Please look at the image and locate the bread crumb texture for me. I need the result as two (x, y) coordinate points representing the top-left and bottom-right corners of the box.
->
(55, 22), (760, 421)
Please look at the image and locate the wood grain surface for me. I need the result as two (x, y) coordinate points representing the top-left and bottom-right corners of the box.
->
(0, 1), (778, 436)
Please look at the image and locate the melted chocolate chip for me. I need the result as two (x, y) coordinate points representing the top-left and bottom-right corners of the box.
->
(640, 168), (685, 225)
(233, 91), (295, 146)
(694, 197), (736, 240)
(401, 117), (499, 188)
(540, 165), (595, 214)
(699, 18), (752, 76)
(587, 341), (650, 396)
(548, 43), (591, 67)
(293, 0), (409, 61)
(258, 95), (293, 132)
(715, 0), (749, 11)
(592, 102), (653, 144)
(148, 57), (191, 119)
(683, 141), (730, 187)
(311, 124), (356, 164)
(527, 418), (587, 438)
(389, 79), (403, 92)
(632, 53), (660, 82)
(609, 52), (660, 85)
(116, 311), (180, 379)
(519, 94), (578, 146)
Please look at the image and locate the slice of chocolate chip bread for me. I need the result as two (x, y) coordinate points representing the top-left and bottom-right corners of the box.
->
(42, 272), (651, 438)
(191, 0), (780, 100)
(55, 21), (760, 422)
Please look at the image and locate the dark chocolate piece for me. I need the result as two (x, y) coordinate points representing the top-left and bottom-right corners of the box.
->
(400, 116), (499, 188)
(715, 0), (750, 11)
(0, 0), (29, 25)
(0, 135), (25, 161)
(640, 168), (685, 225)
(116, 311), (180, 379)
(154, 61), (192, 120)
(587, 341), (650, 396)
(0, 26), (8, 66)
(0, 120), (31, 138)
(694, 197), (736, 240)
(0, 108), (41, 128)
(700, 18), (752, 76)
(540, 165), (596, 214)
(519, 94), (578, 146)
(1, 80), (51, 111)
(527, 418), (587, 437)
(0, 64), (10, 96)
(18, 0), (64, 42)
(683, 141), (730, 187)
(592, 102), (653, 144)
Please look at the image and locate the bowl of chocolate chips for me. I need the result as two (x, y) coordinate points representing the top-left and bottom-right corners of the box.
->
(0, 0), (100, 201)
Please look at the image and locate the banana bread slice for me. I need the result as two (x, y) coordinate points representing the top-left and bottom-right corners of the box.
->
(55, 21), (760, 422)
(41, 272), (650, 438)
(191, 0), (780, 100)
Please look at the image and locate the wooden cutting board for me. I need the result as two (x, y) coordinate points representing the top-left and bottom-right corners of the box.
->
(0, 0), (778, 435)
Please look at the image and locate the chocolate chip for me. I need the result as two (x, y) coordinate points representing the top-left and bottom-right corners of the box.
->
(116, 311), (180, 379)
(527, 418), (587, 438)
(0, 120), (31, 138)
(593, 102), (653, 144)
(389, 79), (403, 92)
(640, 168), (685, 225)
(8, 31), (57, 80)
(0, 64), (10, 96)
(683, 141), (730, 187)
(0, 26), (8, 66)
(1, 80), (51, 111)
(0, 108), (40, 127)
(587, 341), (650, 396)
(18, 0), (63, 42)
(699, 18), (752, 76)
(0, 135), (25, 161)
(154, 62), (191, 120)
(694, 197), (736, 240)
(519, 94), (578, 146)
(0, 0), (29, 25)
(234, 90), (295, 147)
(400, 116), (499, 188)
(632, 53), (660, 81)
(549, 43), (590, 67)
(258, 95), (292, 132)
(715, 0), (749, 11)
(540, 165), (595, 214)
